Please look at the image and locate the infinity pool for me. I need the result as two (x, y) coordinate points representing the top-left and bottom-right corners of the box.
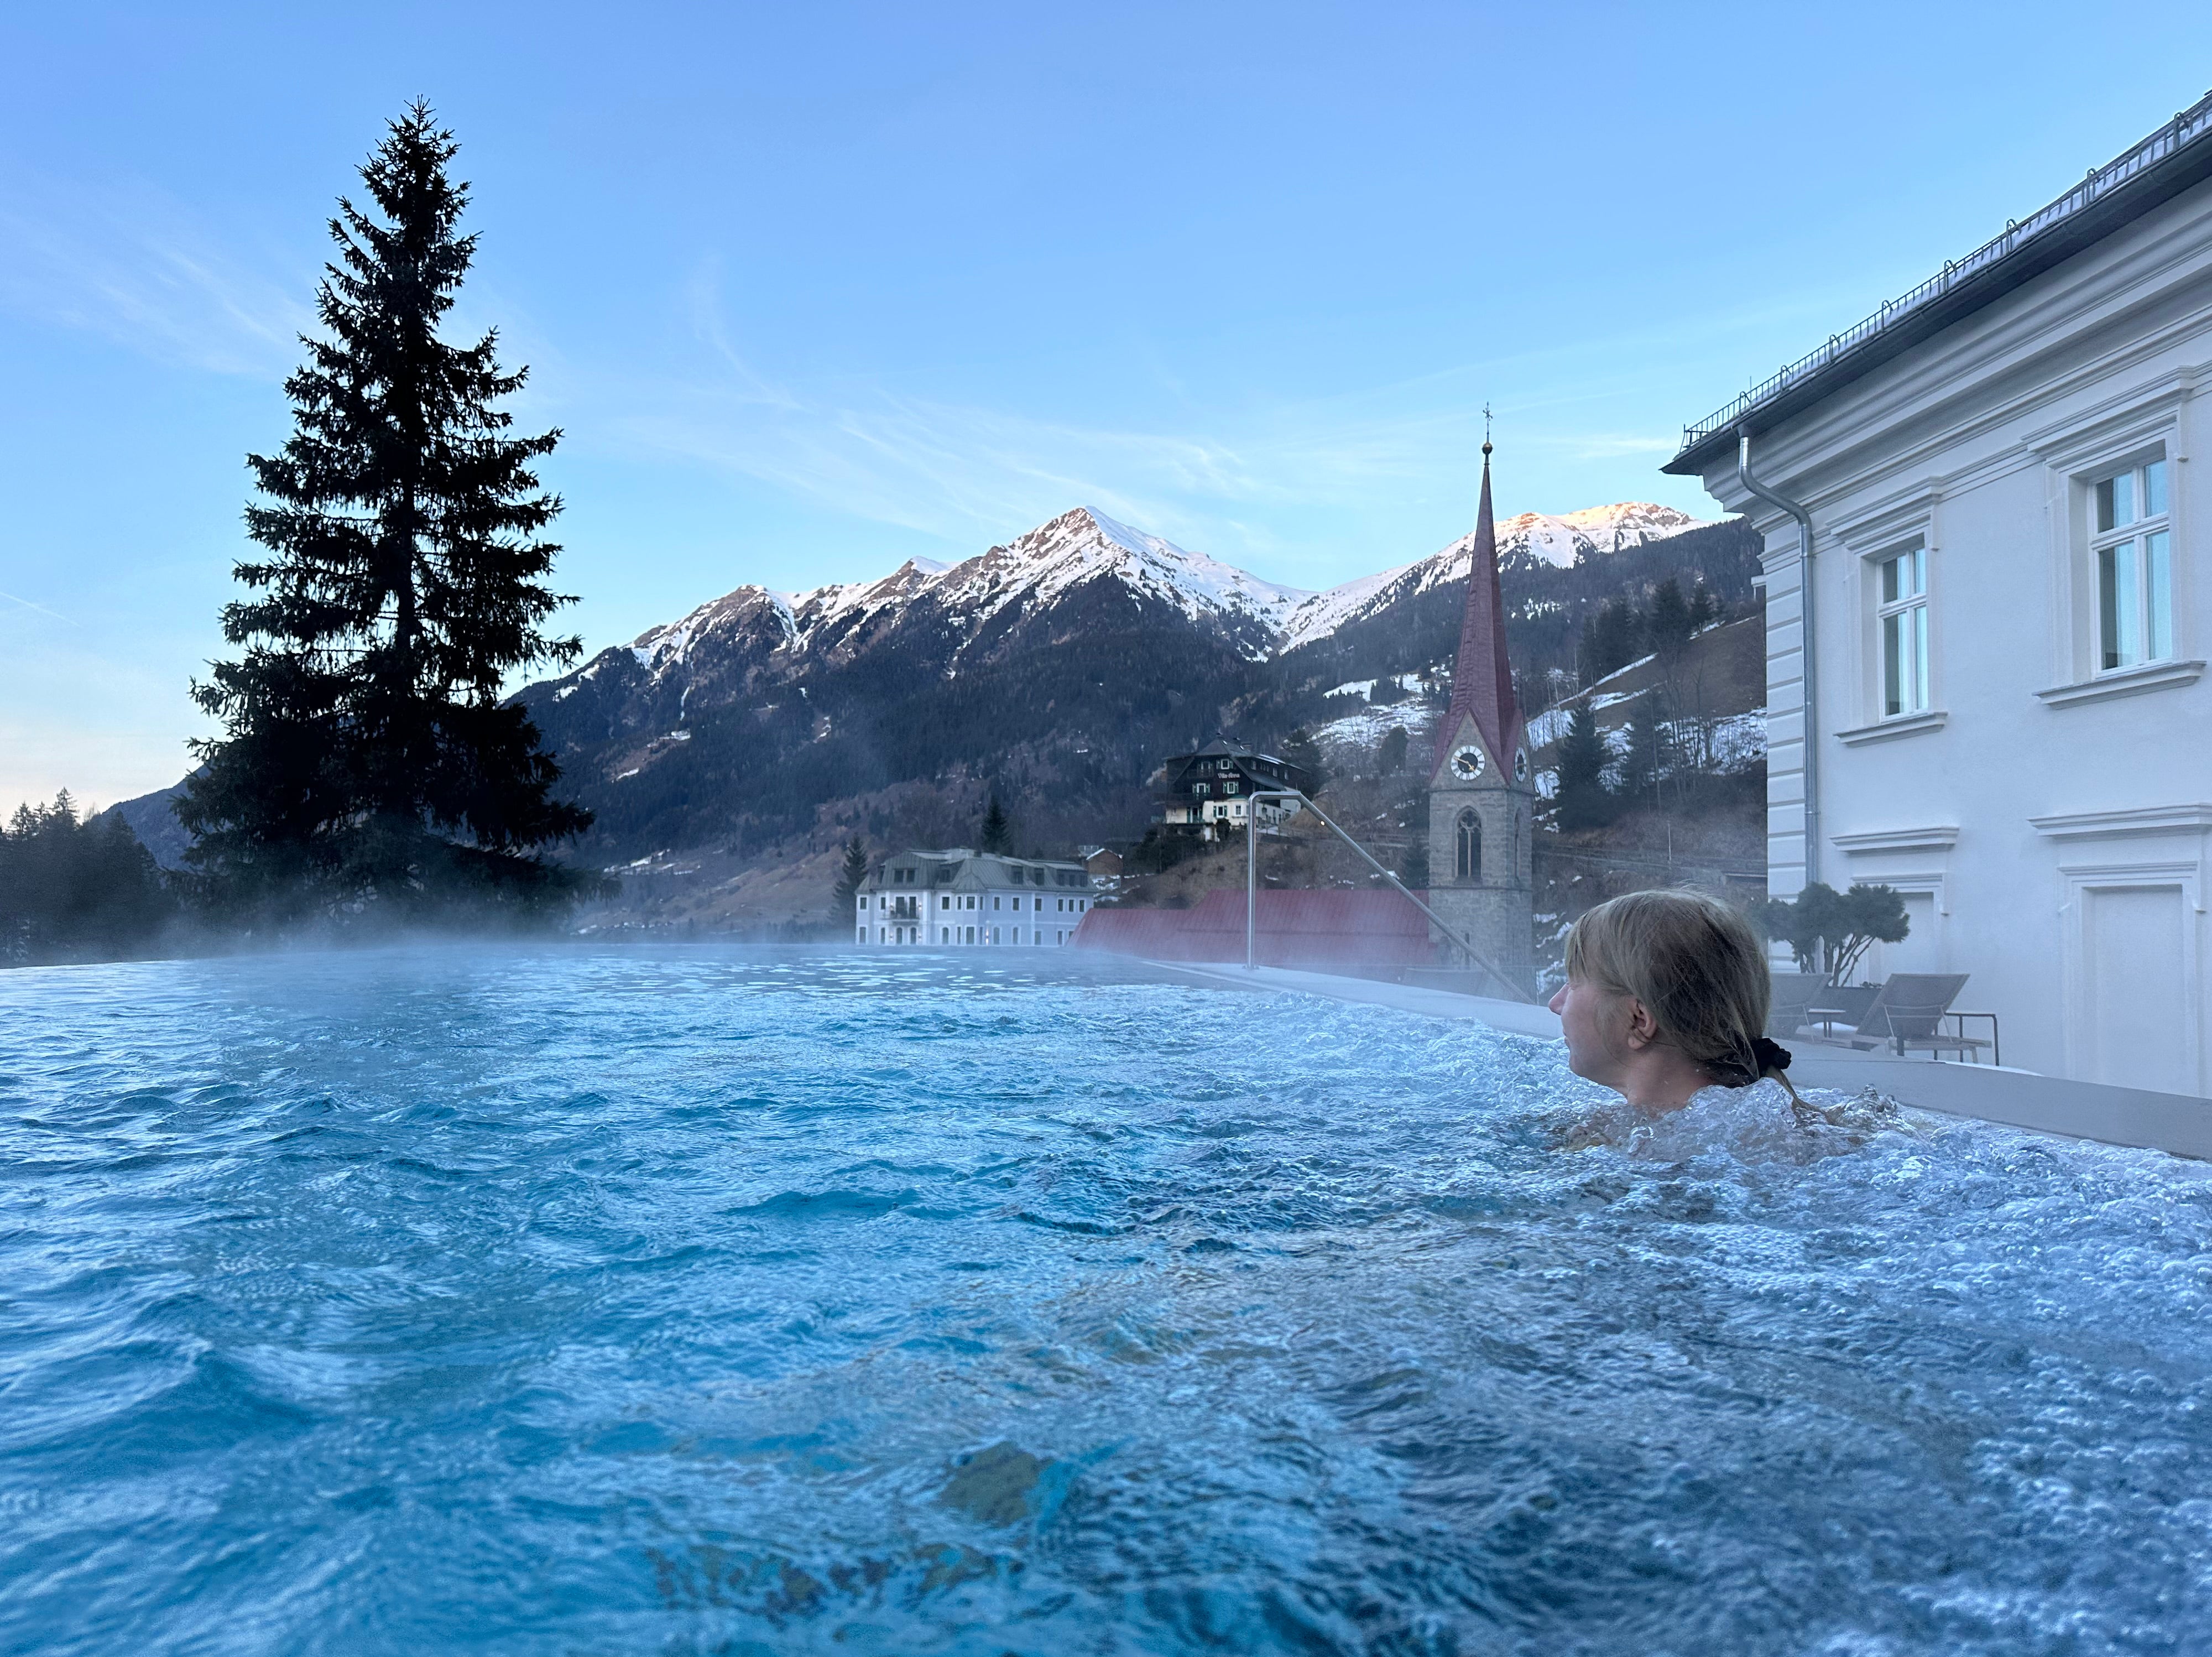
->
(4, 947), (2210, 1654)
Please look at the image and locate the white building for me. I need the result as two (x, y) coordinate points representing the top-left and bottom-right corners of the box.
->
(1154, 740), (1314, 840)
(1663, 91), (2212, 1096)
(857, 848), (1094, 947)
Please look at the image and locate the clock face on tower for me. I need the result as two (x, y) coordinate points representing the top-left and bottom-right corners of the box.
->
(1449, 745), (1485, 781)
(1514, 748), (1530, 783)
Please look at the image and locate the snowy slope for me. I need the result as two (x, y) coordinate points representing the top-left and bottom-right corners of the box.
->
(613, 508), (1314, 682)
(922, 508), (1311, 655)
(1278, 502), (1713, 649)
(580, 499), (1714, 691)
(1496, 502), (1710, 569)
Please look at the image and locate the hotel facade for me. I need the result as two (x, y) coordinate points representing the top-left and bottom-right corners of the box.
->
(858, 848), (1094, 948)
(1665, 92), (2212, 1096)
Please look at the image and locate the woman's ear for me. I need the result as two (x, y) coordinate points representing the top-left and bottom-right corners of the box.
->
(1621, 997), (1662, 1050)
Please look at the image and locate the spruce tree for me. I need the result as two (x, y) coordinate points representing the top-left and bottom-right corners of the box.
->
(1578, 598), (1642, 686)
(1646, 577), (1695, 662)
(832, 835), (870, 916)
(0, 795), (174, 963)
(979, 796), (1012, 853)
(1687, 582), (1719, 632)
(1621, 692), (1669, 807)
(1553, 706), (1613, 831)
(179, 105), (589, 921)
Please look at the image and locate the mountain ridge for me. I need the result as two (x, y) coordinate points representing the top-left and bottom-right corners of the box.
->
(607, 498), (1714, 682)
(109, 498), (1755, 887)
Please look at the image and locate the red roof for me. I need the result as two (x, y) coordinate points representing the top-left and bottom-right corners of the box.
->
(1072, 888), (1439, 969)
(1432, 447), (1524, 778)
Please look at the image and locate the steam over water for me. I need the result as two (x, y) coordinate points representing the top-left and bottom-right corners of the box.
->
(4, 948), (2210, 1655)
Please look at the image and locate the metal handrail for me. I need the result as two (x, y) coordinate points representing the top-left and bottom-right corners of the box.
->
(1241, 790), (1536, 1004)
(1674, 88), (2212, 457)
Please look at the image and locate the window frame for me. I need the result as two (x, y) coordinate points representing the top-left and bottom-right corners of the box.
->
(1454, 807), (1481, 884)
(2089, 456), (2173, 675)
(1875, 544), (1931, 719)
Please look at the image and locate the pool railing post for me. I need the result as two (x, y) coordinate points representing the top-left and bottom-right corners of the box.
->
(1246, 804), (1257, 970)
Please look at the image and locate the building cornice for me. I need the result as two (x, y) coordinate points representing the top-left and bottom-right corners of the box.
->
(2029, 803), (2212, 840)
(1831, 825), (1962, 855)
(1833, 710), (1949, 746)
(2036, 659), (2206, 708)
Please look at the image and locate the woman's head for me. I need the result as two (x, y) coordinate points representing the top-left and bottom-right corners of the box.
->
(1550, 888), (1778, 1102)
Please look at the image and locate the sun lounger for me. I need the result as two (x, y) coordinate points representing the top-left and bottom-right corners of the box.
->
(1804, 982), (1880, 1041)
(1767, 971), (1829, 1040)
(1840, 973), (1989, 1060)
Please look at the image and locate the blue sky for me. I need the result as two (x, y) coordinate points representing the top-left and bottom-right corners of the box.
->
(5, 3), (2211, 813)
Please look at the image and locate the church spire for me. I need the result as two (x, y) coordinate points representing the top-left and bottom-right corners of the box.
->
(1433, 428), (1524, 779)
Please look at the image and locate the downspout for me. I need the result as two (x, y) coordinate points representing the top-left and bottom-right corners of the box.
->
(1735, 431), (1820, 888)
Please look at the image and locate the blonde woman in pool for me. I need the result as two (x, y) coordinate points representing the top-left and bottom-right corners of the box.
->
(1542, 889), (1885, 1156)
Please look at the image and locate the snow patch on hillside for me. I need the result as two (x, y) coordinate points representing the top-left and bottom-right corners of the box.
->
(1313, 702), (1434, 753)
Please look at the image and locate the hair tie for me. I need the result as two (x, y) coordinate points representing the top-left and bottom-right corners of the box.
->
(1751, 1036), (1792, 1074)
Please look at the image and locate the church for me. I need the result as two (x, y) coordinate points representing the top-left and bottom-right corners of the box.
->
(1425, 439), (1537, 993)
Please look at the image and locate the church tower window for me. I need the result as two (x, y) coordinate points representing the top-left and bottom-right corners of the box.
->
(1455, 809), (1481, 883)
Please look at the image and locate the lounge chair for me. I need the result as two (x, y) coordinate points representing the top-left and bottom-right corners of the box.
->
(1767, 972), (1829, 1040)
(1803, 982), (1880, 1041)
(1840, 973), (1990, 1060)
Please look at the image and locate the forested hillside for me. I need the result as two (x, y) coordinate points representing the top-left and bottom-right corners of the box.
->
(513, 507), (1761, 871)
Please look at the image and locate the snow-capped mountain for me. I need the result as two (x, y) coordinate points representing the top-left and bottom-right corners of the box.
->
(606, 508), (1314, 696)
(507, 498), (1750, 859)
(1278, 502), (1709, 650)
(603, 501), (1707, 688)
(1495, 502), (1708, 569)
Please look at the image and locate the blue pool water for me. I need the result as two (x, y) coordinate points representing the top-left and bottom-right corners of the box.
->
(4, 947), (2211, 1655)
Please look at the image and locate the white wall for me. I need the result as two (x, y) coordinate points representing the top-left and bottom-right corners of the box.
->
(1691, 175), (2212, 1092)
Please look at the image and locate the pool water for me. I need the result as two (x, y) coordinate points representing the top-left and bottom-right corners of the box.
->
(3, 947), (2210, 1655)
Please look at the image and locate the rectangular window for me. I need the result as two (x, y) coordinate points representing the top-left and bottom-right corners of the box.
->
(1876, 546), (1929, 717)
(2093, 458), (2172, 671)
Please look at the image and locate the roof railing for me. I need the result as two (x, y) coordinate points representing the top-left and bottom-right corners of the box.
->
(1672, 87), (2212, 459)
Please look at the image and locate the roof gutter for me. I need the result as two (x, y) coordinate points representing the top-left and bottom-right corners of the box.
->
(1734, 431), (1820, 889)
(1665, 88), (2212, 476)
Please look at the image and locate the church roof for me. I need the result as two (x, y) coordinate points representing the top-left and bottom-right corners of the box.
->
(1433, 444), (1524, 779)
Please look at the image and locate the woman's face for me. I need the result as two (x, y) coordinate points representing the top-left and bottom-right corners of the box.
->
(1548, 973), (1634, 1087)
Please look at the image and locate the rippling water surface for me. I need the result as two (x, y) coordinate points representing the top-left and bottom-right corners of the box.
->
(4, 946), (2211, 1655)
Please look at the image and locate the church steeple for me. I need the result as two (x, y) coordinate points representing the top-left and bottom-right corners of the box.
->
(1432, 432), (1524, 780)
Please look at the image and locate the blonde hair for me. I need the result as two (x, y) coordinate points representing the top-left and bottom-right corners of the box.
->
(1563, 888), (1802, 1099)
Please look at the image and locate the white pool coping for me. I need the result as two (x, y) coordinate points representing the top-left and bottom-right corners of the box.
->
(1161, 961), (2212, 1161)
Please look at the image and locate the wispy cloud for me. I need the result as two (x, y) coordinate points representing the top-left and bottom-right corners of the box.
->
(600, 265), (1794, 573)
(0, 171), (314, 377)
